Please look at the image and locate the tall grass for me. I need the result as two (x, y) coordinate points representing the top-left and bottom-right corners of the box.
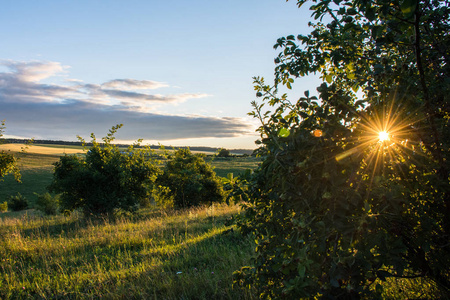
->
(0, 204), (256, 299)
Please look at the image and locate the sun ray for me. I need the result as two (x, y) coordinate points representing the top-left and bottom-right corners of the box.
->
(333, 95), (431, 196)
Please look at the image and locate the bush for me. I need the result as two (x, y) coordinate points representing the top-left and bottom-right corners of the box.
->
(0, 201), (7, 212)
(48, 125), (160, 216)
(8, 193), (28, 211)
(155, 148), (224, 208)
(35, 192), (59, 215)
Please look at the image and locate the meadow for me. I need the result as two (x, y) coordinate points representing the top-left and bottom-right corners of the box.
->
(0, 204), (256, 299)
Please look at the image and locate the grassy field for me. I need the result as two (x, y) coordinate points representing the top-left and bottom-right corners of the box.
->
(0, 204), (256, 299)
(0, 144), (260, 207)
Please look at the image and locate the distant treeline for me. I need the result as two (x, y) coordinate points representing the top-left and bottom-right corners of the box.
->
(4, 138), (255, 156)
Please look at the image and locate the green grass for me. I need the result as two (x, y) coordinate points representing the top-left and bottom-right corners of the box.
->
(0, 153), (59, 206)
(0, 151), (62, 206)
(207, 156), (260, 178)
(0, 204), (256, 299)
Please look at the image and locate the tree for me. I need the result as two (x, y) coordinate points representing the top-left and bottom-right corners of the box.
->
(49, 125), (160, 216)
(0, 120), (20, 182)
(155, 148), (224, 208)
(235, 0), (449, 298)
(217, 148), (231, 157)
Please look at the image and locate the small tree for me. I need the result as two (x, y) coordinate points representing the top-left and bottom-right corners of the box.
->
(49, 124), (160, 216)
(8, 193), (28, 211)
(155, 148), (224, 208)
(0, 201), (7, 213)
(217, 148), (231, 157)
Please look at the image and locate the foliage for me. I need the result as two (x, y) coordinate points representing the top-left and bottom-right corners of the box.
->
(222, 170), (252, 204)
(0, 201), (7, 212)
(7, 193), (29, 211)
(217, 148), (231, 157)
(155, 148), (225, 209)
(152, 185), (175, 209)
(48, 124), (160, 216)
(235, 0), (449, 298)
(35, 192), (60, 215)
(0, 120), (20, 182)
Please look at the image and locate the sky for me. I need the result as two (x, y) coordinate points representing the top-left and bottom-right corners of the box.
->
(0, 0), (320, 149)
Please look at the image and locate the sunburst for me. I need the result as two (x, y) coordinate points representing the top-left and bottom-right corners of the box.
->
(335, 97), (425, 187)
(378, 131), (389, 142)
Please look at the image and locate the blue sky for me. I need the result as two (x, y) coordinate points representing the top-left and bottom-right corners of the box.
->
(0, 0), (320, 149)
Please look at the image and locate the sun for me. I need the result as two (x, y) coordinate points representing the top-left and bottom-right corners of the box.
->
(378, 131), (389, 142)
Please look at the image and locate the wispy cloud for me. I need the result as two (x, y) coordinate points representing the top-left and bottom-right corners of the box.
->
(101, 79), (169, 90)
(0, 60), (253, 142)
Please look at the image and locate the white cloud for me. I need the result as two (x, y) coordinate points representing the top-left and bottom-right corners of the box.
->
(0, 60), (67, 82)
(0, 60), (254, 143)
(101, 79), (169, 90)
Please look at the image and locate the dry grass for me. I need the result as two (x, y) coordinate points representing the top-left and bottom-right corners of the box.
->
(0, 144), (85, 156)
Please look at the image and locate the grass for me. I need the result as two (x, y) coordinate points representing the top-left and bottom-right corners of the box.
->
(207, 156), (260, 178)
(0, 204), (256, 299)
(0, 149), (70, 206)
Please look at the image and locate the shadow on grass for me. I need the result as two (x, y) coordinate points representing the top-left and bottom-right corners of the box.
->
(1, 219), (255, 299)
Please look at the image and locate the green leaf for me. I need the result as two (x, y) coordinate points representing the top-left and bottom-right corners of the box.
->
(401, 0), (417, 18)
(298, 265), (306, 277)
(279, 128), (290, 138)
(325, 74), (333, 83)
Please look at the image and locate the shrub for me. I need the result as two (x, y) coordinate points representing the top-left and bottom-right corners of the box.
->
(8, 193), (28, 211)
(155, 148), (224, 208)
(0, 201), (7, 212)
(48, 125), (160, 216)
(35, 192), (59, 215)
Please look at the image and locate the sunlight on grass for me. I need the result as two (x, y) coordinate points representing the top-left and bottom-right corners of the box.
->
(0, 204), (256, 299)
